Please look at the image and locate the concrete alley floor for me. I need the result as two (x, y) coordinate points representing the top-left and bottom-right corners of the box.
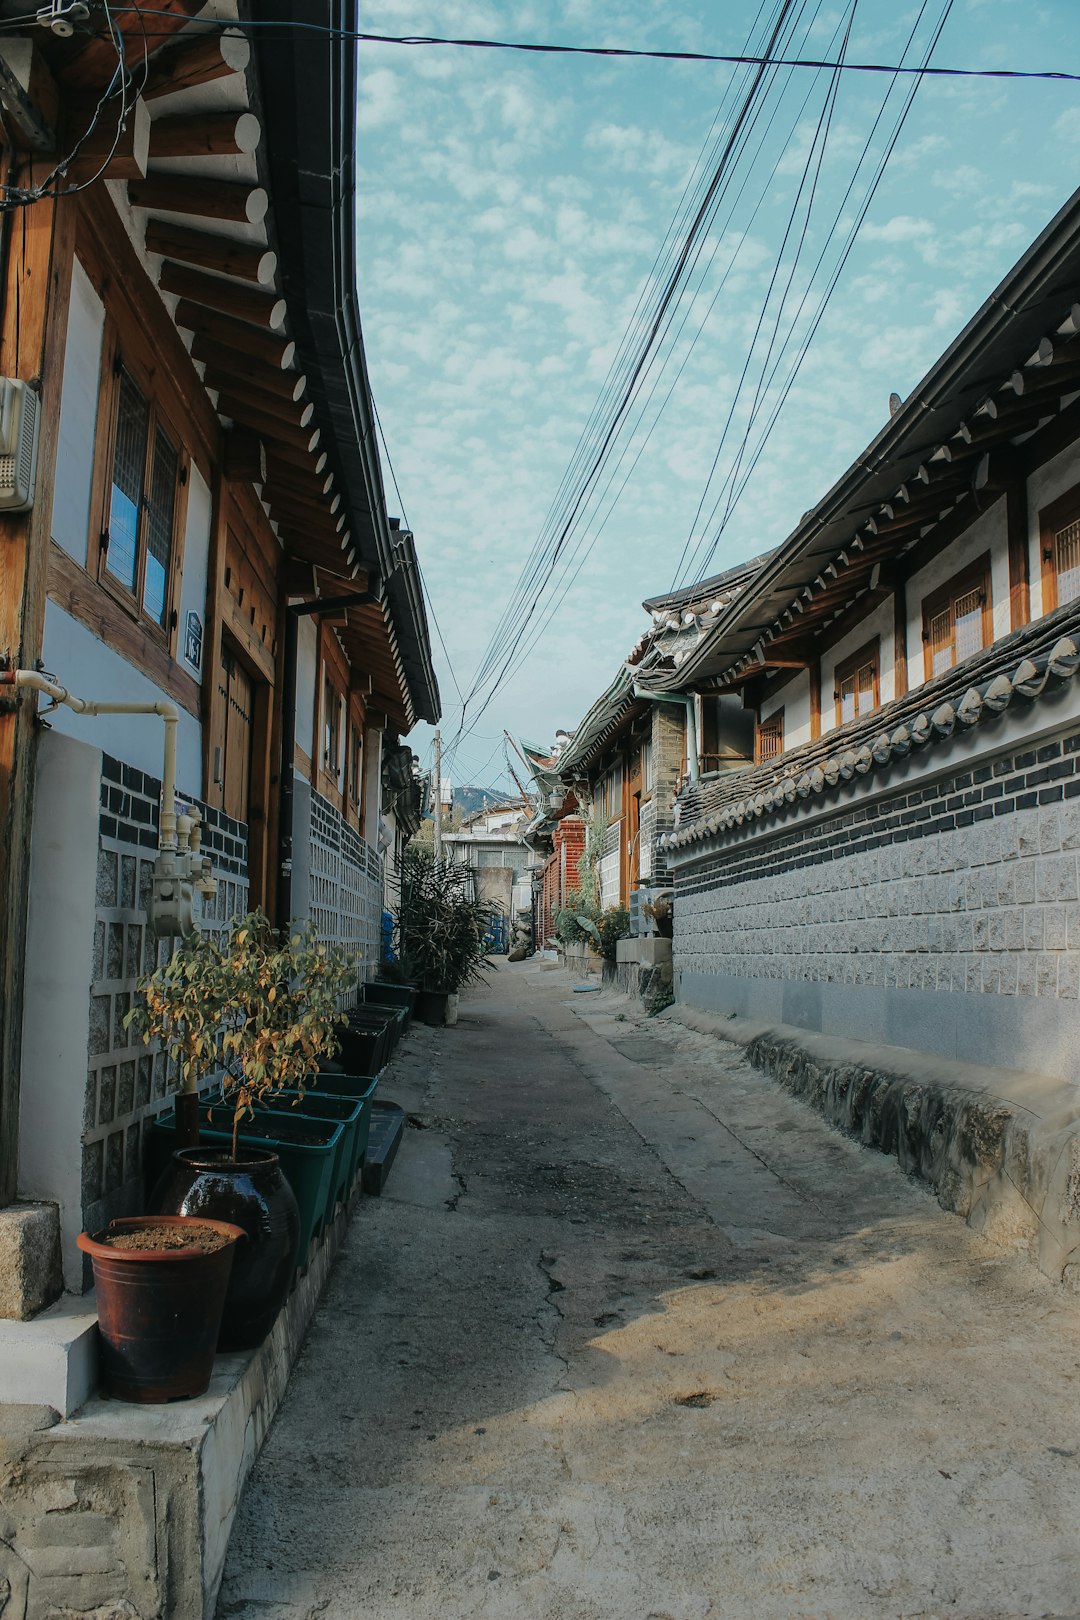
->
(216, 961), (1080, 1620)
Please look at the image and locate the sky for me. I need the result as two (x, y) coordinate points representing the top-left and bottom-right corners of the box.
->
(355, 0), (1080, 797)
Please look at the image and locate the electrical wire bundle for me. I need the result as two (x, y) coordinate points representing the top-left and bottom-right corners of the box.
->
(442, 0), (956, 768)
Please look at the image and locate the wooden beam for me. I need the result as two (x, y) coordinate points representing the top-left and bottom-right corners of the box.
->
(223, 427), (267, 485)
(1007, 479), (1030, 631)
(215, 396), (320, 453)
(892, 579), (908, 699)
(178, 304), (295, 368)
(143, 28), (250, 101)
(144, 220), (276, 285)
(160, 261), (285, 329)
(809, 657), (821, 741)
(266, 494), (345, 538)
(148, 110), (261, 161)
(0, 165), (76, 1206)
(59, 0), (205, 90)
(215, 388), (312, 432)
(267, 443), (330, 479)
(196, 345), (306, 401)
(128, 174), (268, 225)
(63, 92), (150, 182)
(0, 40), (57, 152)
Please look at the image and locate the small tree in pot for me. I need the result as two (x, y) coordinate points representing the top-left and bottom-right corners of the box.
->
(125, 912), (357, 1349)
(393, 848), (495, 1024)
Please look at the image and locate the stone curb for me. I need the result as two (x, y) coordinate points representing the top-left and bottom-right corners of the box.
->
(659, 1003), (1080, 1285)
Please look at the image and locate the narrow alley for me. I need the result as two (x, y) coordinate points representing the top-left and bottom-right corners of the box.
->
(217, 962), (1080, 1620)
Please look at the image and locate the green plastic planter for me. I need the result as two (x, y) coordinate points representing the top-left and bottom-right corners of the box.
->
(149, 1110), (342, 1269)
(364, 981), (416, 1029)
(269, 1092), (366, 1206)
(303, 1074), (379, 1172)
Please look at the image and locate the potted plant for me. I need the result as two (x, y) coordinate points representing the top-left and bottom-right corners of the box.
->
(77, 1213), (244, 1402)
(127, 912), (357, 1348)
(393, 848), (495, 1025)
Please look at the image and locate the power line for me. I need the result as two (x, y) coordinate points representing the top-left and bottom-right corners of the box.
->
(95, 12), (1080, 82)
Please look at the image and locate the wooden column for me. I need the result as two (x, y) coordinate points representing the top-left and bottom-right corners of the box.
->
(1007, 480), (1031, 630)
(0, 180), (76, 1205)
(893, 580), (909, 700)
(809, 658), (821, 741)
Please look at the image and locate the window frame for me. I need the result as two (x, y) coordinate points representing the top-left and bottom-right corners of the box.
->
(1039, 484), (1080, 615)
(756, 710), (784, 764)
(921, 552), (993, 683)
(92, 328), (188, 646)
(833, 636), (881, 730)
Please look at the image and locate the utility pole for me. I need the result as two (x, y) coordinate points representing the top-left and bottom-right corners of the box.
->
(433, 727), (442, 866)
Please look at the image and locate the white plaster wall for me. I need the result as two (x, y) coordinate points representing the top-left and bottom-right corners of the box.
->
(18, 731), (102, 1288)
(906, 499), (1010, 692)
(761, 669), (811, 749)
(294, 614), (317, 774)
(41, 602), (203, 796)
(53, 259), (104, 564)
(1028, 439), (1080, 621)
(362, 726), (383, 846)
(176, 465), (212, 684)
(820, 596), (896, 736)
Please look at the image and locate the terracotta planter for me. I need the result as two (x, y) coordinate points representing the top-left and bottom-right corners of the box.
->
(77, 1215), (243, 1403)
(150, 1147), (300, 1352)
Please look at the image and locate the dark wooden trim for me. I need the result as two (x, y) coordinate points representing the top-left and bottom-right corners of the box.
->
(1007, 480), (1031, 630)
(47, 542), (201, 718)
(893, 580), (908, 699)
(0, 170), (76, 1205)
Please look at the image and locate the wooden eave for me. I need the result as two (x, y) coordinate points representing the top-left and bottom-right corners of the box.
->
(638, 189), (1080, 697)
(24, 1), (427, 727)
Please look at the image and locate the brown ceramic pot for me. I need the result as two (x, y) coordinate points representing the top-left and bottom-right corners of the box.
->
(77, 1214), (243, 1403)
(150, 1147), (300, 1351)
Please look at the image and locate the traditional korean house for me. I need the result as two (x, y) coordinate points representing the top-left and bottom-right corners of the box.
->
(633, 184), (1080, 1085)
(0, 0), (439, 1332)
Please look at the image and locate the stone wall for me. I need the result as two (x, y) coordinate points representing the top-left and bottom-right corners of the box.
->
(673, 722), (1080, 1082)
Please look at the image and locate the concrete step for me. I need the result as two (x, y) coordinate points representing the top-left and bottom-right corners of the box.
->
(0, 1290), (99, 1417)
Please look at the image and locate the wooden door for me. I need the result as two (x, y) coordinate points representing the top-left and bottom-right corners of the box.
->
(218, 640), (254, 824)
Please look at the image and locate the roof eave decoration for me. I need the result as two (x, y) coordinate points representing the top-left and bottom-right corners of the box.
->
(640, 188), (1080, 697)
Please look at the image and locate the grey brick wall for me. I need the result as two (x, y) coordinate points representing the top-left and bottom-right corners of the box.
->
(673, 727), (1080, 1002)
(309, 788), (383, 983)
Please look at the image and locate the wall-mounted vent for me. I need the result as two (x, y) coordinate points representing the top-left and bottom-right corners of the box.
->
(0, 380), (39, 511)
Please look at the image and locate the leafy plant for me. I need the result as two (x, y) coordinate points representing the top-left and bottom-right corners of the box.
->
(554, 887), (601, 947)
(393, 849), (495, 994)
(596, 905), (630, 962)
(125, 911), (357, 1159)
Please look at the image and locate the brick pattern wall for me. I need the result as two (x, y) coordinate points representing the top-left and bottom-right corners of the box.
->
(599, 820), (621, 908)
(674, 727), (1080, 998)
(650, 703), (685, 888)
(85, 756), (249, 1243)
(309, 787), (383, 984)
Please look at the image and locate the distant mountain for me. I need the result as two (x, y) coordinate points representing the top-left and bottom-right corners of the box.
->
(422, 784), (519, 823)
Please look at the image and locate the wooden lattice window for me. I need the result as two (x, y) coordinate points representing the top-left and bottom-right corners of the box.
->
(1040, 486), (1080, 613)
(921, 555), (992, 681)
(834, 638), (880, 728)
(756, 711), (783, 763)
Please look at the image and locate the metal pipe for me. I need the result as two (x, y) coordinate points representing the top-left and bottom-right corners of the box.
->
(631, 684), (699, 782)
(3, 670), (182, 845)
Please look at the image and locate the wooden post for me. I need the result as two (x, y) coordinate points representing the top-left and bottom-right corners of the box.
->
(0, 179), (76, 1206)
(893, 580), (909, 700)
(1007, 480), (1031, 630)
(809, 657), (821, 741)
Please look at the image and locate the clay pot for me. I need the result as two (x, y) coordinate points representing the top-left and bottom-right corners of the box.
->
(77, 1214), (243, 1403)
(150, 1147), (300, 1351)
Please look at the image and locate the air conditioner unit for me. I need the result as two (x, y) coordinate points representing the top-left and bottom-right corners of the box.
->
(0, 380), (39, 511)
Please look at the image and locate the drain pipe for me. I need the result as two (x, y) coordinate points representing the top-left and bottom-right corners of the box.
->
(3, 669), (183, 843)
(633, 684), (699, 782)
(277, 586), (378, 927)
